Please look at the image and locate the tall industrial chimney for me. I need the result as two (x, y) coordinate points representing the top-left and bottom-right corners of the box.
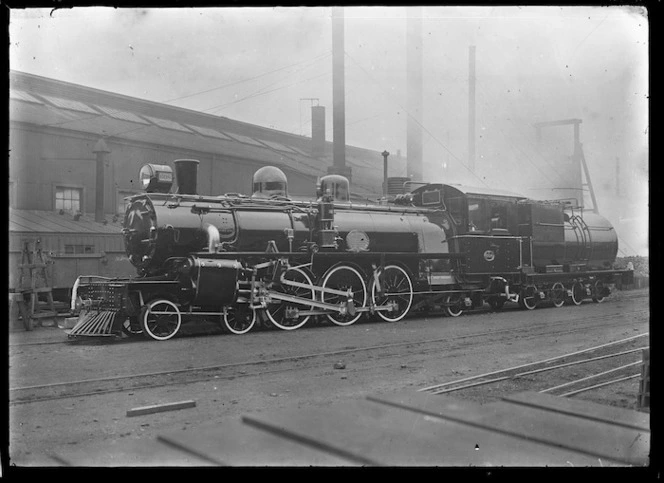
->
(468, 45), (476, 173)
(311, 105), (326, 156)
(406, 7), (424, 182)
(330, 7), (351, 179)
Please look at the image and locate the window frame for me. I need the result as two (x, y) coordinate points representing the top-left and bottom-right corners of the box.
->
(53, 183), (85, 213)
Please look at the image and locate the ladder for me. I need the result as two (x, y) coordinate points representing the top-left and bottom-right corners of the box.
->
(18, 239), (57, 329)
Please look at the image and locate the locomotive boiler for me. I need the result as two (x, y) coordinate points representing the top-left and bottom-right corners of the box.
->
(69, 159), (632, 341)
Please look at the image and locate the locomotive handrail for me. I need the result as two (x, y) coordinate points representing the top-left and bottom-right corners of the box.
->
(191, 251), (467, 260)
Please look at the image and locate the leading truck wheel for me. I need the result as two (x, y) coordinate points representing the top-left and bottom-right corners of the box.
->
(321, 264), (367, 326)
(141, 299), (182, 341)
(121, 316), (143, 337)
(222, 305), (257, 335)
(371, 265), (414, 322)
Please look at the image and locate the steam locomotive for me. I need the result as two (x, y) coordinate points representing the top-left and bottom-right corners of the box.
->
(69, 159), (632, 341)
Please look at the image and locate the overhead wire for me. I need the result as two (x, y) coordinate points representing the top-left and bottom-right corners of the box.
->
(344, 51), (490, 188)
(161, 50), (332, 105)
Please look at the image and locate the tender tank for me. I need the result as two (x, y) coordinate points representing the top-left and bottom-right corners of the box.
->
(562, 210), (618, 269)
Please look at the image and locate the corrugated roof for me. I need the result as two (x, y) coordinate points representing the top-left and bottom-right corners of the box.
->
(9, 73), (385, 196)
(10, 90), (43, 104)
(185, 124), (234, 140)
(94, 105), (150, 124)
(142, 115), (193, 133)
(9, 209), (124, 234)
(39, 94), (101, 115)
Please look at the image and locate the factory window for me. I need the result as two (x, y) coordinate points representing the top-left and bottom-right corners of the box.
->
(64, 244), (95, 254)
(55, 187), (82, 213)
(117, 190), (139, 214)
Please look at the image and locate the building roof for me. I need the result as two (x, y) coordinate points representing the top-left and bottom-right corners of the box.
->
(9, 209), (124, 235)
(10, 70), (396, 196)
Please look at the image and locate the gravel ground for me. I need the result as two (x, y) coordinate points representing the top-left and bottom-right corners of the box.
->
(8, 288), (650, 466)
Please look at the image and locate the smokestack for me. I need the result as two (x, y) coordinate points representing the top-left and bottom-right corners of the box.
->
(468, 45), (476, 173)
(330, 7), (351, 179)
(406, 7), (423, 181)
(311, 105), (326, 156)
(174, 159), (200, 195)
(93, 138), (110, 223)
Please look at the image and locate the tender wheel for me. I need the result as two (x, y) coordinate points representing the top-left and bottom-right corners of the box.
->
(487, 297), (506, 311)
(443, 293), (464, 317)
(518, 285), (538, 310)
(222, 305), (257, 335)
(266, 268), (315, 330)
(592, 280), (607, 303)
(321, 264), (367, 326)
(371, 265), (414, 322)
(550, 282), (566, 308)
(121, 316), (143, 337)
(140, 299), (182, 341)
(570, 282), (585, 306)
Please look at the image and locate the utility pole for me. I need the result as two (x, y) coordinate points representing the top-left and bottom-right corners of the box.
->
(616, 156), (620, 197)
(406, 6), (423, 181)
(382, 150), (390, 198)
(468, 45), (476, 174)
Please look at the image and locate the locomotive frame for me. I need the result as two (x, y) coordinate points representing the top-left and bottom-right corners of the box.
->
(68, 161), (633, 341)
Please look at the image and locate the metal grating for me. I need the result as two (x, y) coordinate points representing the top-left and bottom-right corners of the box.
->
(258, 139), (299, 154)
(185, 124), (234, 140)
(39, 94), (100, 114)
(224, 132), (267, 148)
(142, 115), (193, 133)
(10, 90), (44, 104)
(95, 105), (150, 124)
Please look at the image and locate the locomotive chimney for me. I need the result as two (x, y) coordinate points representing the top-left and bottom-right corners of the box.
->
(93, 138), (111, 223)
(311, 105), (326, 156)
(174, 159), (200, 195)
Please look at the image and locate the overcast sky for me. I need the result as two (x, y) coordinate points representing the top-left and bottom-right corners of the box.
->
(9, 6), (648, 256)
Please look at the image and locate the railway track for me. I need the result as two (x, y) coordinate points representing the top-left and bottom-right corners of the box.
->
(10, 307), (648, 406)
(9, 289), (649, 349)
(419, 332), (649, 402)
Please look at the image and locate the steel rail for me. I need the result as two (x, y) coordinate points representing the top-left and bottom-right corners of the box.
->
(559, 374), (641, 397)
(429, 347), (645, 395)
(539, 361), (642, 394)
(12, 311), (645, 393)
(419, 332), (649, 393)
(10, 317), (646, 405)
